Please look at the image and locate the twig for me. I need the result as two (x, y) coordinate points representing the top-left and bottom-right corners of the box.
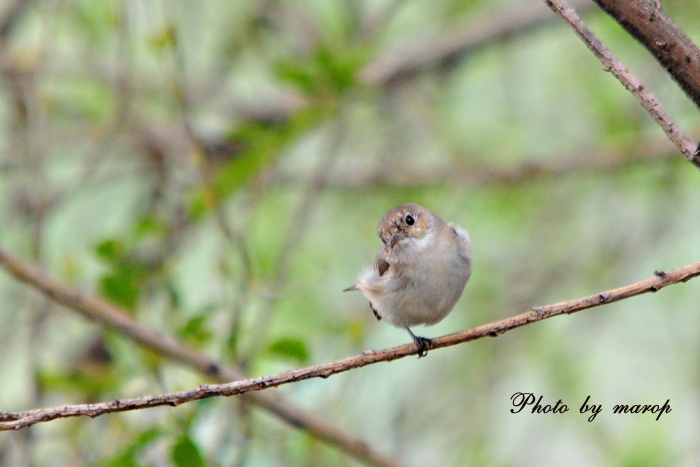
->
(0, 247), (402, 467)
(2, 259), (700, 431)
(292, 133), (683, 189)
(244, 120), (345, 362)
(0, 0), (36, 43)
(544, 0), (700, 169)
(360, 0), (594, 86)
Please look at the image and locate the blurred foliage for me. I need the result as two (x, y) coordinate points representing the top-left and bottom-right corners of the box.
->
(266, 337), (311, 365)
(1, 0), (700, 466)
(171, 436), (205, 467)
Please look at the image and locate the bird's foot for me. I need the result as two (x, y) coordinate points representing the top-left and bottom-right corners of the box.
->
(406, 328), (431, 358)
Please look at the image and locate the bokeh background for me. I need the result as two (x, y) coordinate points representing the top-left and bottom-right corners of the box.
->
(1, 0), (700, 465)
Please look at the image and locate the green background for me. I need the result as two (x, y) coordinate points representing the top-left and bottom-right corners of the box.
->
(1, 0), (699, 465)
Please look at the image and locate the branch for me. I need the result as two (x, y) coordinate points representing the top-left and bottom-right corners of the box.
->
(544, 0), (700, 170)
(294, 133), (683, 189)
(2, 260), (700, 431)
(360, 0), (594, 86)
(0, 248), (402, 467)
(0, 0), (36, 43)
(592, 0), (700, 110)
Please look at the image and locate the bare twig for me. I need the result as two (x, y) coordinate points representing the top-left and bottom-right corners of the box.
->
(0, 0), (36, 43)
(244, 120), (345, 362)
(360, 0), (594, 86)
(303, 133), (684, 189)
(0, 248), (402, 467)
(2, 260), (700, 431)
(544, 0), (700, 169)
(119, 126), (688, 189)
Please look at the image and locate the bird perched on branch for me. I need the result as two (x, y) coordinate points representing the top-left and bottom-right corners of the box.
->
(344, 203), (472, 357)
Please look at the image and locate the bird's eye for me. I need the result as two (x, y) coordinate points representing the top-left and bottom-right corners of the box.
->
(405, 214), (415, 226)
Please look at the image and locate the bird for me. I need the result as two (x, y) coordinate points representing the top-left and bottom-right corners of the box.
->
(344, 203), (472, 357)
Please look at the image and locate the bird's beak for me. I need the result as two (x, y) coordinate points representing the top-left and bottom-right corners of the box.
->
(388, 233), (402, 248)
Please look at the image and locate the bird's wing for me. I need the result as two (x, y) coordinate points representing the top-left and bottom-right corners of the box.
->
(375, 255), (390, 277)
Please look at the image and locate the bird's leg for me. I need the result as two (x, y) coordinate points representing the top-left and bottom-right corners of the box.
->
(406, 328), (431, 358)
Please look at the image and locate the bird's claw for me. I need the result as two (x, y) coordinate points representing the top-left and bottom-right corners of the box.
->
(406, 329), (431, 358)
(414, 336), (431, 358)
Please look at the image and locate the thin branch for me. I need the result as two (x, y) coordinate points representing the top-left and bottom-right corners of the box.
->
(122, 125), (688, 189)
(0, 248), (402, 467)
(244, 120), (345, 363)
(293, 133), (684, 189)
(360, 0), (594, 86)
(2, 261), (700, 431)
(544, 0), (700, 169)
(0, 0), (36, 43)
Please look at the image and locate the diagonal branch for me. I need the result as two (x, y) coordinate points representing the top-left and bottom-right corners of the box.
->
(592, 0), (700, 110)
(0, 0), (37, 43)
(544, 0), (700, 170)
(293, 132), (687, 189)
(360, 0), (594, 86)
(0, 247), (402, 467)
(2, 258), (700, 431)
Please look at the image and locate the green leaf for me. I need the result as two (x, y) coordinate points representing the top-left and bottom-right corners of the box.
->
(177, 306), (216, 346)
(95, 239), (125, 264)
(189, 108), (325, 219)
(276, 45), (364, 96)
(103, 428), (161, 467)
(135, 215), (166, 238)
(266, 338), (310, 365)
(276, 62), (317, 94)
(171, 436), (204, 467)
(188, 190), (208, 221)
(316, 45), (358, 93)
(100, 269), (140, 310)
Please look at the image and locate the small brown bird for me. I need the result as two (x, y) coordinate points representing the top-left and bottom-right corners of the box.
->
(344, 203), (472, 357)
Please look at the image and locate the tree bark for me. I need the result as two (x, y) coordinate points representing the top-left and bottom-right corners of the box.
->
(593, 0), (700, 109)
